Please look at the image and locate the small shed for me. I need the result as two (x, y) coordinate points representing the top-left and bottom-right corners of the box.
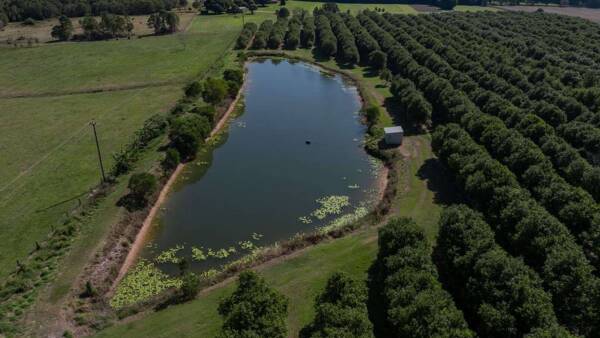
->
(384, 126), (404, 146)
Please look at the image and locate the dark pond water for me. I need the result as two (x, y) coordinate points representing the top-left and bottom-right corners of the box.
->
(144, 59), (379, 273)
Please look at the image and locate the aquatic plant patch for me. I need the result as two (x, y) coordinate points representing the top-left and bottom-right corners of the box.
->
(155, 245), (184, 264)
(110, 260), (182, 309)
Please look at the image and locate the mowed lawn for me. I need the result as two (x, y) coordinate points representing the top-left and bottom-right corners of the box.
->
(0, 13), (270, 280)
(94, 228), (379, 338)
(0, 14), (249, 97)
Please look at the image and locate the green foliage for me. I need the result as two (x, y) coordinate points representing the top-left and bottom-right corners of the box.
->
(191, 105), (217, 124)
(168, 114), (211, 159)
(223, 69), (244, 85)
(128, 173), (157, 204)
(438, 0), (457, 10)
(226, 80), (241, 98)
(369, 218), (474, 337)
(202, 77), (229, 106)
(185, 81), (202, 98)
(236, 22), (258, 49)
(147, 10), (179, 35)
(368, 50), (386, 71)
(435, 206), (572, 337)
(1, 0), (177, 22)
(252, 20), (273, 49)
(315, 15), (337, 57)
(111, 260), (182, 309)
(110, 114), (167, 177)
(79, 13), (134, 41)
(218, 271), (288, 338)
(51, 15), (74, 41)
(179, 272), (200, 301)
(390, 77), (432, 128)
(300, 272), (373, 338)
(277, 7), (290, 18)
(162, 148), (181, 171)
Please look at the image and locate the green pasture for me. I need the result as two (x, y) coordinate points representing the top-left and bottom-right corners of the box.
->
(0, 12), (272, 281)
(0, 14), (256, 97)
(0, 86), (181, 279)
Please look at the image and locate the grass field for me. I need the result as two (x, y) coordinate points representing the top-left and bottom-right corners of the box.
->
(0, 14), (257, 97)
(0, 13), (271, 282)
(0, 13), (198, 45)
(276, 1), (417, 13)
(94, 228), (379, 338)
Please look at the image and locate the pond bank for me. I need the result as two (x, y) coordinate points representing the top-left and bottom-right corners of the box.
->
(111, 80), (247, 292)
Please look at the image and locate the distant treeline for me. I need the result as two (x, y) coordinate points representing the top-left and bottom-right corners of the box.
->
(294, 0), (600, 8)
(0, 0), (185, 22)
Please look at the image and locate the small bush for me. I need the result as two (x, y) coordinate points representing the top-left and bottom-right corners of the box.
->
(223, 69), (244, 85)
(162, 148), (181, 171)
(185, 81), (202, 98)
(22, 18), (35, 26)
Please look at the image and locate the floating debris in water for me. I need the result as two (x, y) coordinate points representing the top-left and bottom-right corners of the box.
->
(348, 184), (360, 189)
(299, 216), (313, 224)
(251, 232), (263, 241)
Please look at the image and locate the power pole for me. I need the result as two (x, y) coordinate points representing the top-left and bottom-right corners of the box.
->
(90, 120), (106, 183)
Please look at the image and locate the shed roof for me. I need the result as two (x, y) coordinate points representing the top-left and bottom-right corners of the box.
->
(384, 126), (404, 134)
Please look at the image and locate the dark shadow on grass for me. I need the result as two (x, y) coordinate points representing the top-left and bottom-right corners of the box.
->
(367, 258), (390, 338)
(416, 158), (463, 206)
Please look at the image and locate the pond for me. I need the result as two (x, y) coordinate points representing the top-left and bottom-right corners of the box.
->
(144, 59), (380, 274)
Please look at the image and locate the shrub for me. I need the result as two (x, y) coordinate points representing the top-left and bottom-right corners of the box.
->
(179, 272), (200, 301)
(202, 77), (229, 106)
(277, 7), (290, 18)
(128, 173), (157, 200)
(22, 18), (35, 26)
(184, 81), (202, 98)
(191, 105), (217, 124)
(225, 81), (239, 98)
(218, 271), (288, 338)
(162, 148), (181, 171)
(223, 69), (244, 85)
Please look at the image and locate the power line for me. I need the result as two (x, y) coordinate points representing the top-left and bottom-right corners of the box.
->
(90, 120), (107, 183)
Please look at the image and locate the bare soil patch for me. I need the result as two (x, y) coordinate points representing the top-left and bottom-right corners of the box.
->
(411, 4), (441, 12)
(497, 5), (600, 22)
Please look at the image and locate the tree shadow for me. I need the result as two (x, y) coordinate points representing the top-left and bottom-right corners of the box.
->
(35, 191), (89, 213)
(311, 48), (333, 63)
(366, 259), (390, 338)
(116, 194), (147, 212)
(416, 158), (463, 206)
